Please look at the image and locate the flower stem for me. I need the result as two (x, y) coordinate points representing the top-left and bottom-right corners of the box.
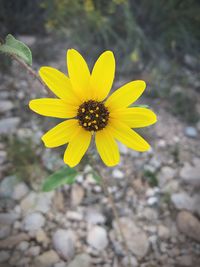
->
(0, 39), (52, 97)
(11, 54), (45, 87)
(100, 174), (132, 267)
(89, 156), (131, 267)
(11, 54), (54, 96)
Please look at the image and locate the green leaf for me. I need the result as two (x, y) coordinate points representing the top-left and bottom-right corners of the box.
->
(0, 34), (32, 65)
(143, 170), (158, 187)
(42, 166), (77, 192)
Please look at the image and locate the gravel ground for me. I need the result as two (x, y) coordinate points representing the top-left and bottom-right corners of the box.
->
(0, 37), (200, 267)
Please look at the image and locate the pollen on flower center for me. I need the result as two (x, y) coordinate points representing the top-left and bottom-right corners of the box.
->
(77, 100), (109, 131)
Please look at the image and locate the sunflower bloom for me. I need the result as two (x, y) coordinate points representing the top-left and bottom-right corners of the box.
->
(29, 49), (157, 167)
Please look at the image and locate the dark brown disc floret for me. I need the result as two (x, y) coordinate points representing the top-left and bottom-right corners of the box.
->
(77, 100), (109, 131)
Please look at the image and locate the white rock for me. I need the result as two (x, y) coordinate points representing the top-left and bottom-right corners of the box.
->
(184, 126), (198, 138)
(112, 169), (124, 179)
(85, 173), (96, 185)
(13, 182), (29, 200)
(67, 253), (91, 267)
(23, 212), (45, 232)
(16, 128), (33, 139)
(160, 242), (167, 253)
(20, 192), (54, 214)
(76, 174), (84, 183)
(158, 225), (170, 240)
(93, 185), (102, 193)
(171, 192), (194, 211)
(180, 159), (200, 187)
(112, 217), (149, 258)
(26, 246), (40, 256)
(157, 139), (166, 148)
(36, 229), (50, 246)
(53, 229), (76, 260)
(53, 191), (65, 211)
(144, 164), (156, 173)
(71, 184), (84, 207)
(14, 205), (21, 214)
(176, 211), (200, 242)
(13, 221), (21, 230)
(150, 157), (161, 168)
(148, 235), (159, 256)
(141, 208), (158, 221)
(148, 234), (157, 244)
(0, 100), (14, 113)
(87, 226), (108, 251)
(108, 186), (118, 194)
(146, 187), (159, 198)
(66, 211), (83, 221)
(85, 209), (106, 224)
(0, 117), (20, 135)
(158, 166), (176, 187)
(17, 241), (29, 251)
(147, 197), (158, 206)
(84, 165), (92, 173)
(34, 250), (59, 267)
(163, 180), (179, 193)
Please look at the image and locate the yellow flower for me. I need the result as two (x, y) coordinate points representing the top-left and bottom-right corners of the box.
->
(29, 49), (157, 167)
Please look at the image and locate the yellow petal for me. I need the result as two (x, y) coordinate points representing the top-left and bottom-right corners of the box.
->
(91, 51), (115, 101)
(42, 119), (79, 148)
(109, 119), (150, 151)
(64, 127), (91, 167)
(29, 98), (77, 118)
(106, 80), (146, 111)
(110, 107), (157, 128)
(67, 49), (91, 101)
(39, 67), (80, 105)
(95, 127), (120, 166)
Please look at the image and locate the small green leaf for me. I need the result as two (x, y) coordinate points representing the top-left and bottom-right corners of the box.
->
(0, 34), (32, 65)
(42, 166), (77, 192)
(143, 170), (158, 187)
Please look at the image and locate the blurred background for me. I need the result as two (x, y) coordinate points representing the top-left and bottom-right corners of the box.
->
(0, 0), (200, 266)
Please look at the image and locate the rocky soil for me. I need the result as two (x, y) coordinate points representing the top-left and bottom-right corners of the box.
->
(0, 37), (200, 267)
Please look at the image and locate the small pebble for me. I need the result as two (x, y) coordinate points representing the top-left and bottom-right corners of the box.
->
(184, 126), (198, 138)
(112, 169), (124, 179)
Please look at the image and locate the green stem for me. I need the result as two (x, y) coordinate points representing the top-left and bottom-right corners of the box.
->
(89, 155), (131, 267)
(0, 36), (52, 96)
(12, 54), (45, 87)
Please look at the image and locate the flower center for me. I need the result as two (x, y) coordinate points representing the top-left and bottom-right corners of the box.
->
(77, 100), (109, 131)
